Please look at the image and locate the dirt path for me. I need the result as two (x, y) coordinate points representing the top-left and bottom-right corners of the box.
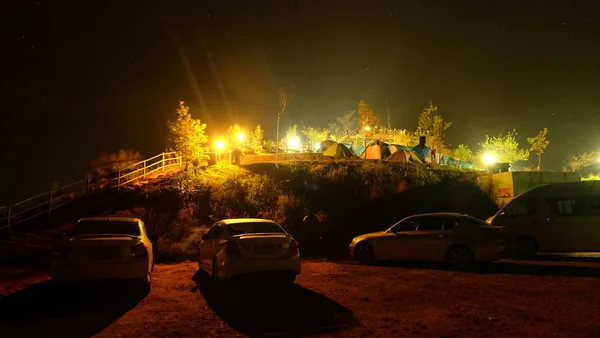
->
(2, 259), (600, 337)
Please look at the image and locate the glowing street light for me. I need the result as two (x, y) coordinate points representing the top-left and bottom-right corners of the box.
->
(287, 136), (301, 151)
(483, 153), (496, 166)
(237, 133), (245, 142)
(215, 140), (225, 151)
(363, 125), (371, 132)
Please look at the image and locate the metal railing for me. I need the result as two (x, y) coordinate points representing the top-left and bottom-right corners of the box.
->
(0, 152), (182, 230)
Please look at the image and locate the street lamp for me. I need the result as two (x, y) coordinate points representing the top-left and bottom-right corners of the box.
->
(215, 140), (225, 162)
(237, 132), (245, 142)
(483, 153), (496, 166)
(363, 125), (372, 150)
(287, 136), (301, 152)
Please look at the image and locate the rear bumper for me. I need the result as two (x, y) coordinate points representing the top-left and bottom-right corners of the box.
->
(50, 257), (150, 283)
(219, 253), (301, 280)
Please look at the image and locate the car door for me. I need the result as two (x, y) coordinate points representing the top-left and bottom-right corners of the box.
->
(544, 195), (600, 252)
(409, 216), (447, 261)
(379, 218), (418, 260)
(199, 224), (222, 272)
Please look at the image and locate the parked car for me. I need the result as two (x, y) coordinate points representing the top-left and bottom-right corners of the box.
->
(349, 213), (507, 270)
(486, 181), (600, 258)
(198, 218), (301, 283)
(50, 217), (155, 291)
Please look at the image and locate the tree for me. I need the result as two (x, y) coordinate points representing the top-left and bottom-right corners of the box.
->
(167, 101), (208, 165)
(564, 152), (596, 172)
(453, 144), (473, 165)
(527, 128), (550, 171)
(302, 127), (330, 151)
(276, 89), (289, 162)
(227, 123), (244, 146)
(478, 129), (529, 166)
(250, 125), (264, 152)
(357, 100), (378, 130)
(327, 122), (343, 141)
(337, 111), (356, 134)
(415, 101), (452, 152)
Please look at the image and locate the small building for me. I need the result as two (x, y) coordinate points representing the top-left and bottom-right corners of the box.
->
(476, 171), (581, 208)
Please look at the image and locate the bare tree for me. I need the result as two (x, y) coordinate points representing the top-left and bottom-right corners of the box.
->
(276, 88), (288, 162)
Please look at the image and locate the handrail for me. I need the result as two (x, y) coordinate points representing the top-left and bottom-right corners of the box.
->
(0, 152), (183, 230)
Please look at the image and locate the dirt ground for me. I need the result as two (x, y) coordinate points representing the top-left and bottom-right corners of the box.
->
(1, 259), (600, 338)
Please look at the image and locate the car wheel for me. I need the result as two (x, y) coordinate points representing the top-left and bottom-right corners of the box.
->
(445, 244), (476, 271)
(514, 237), (539, 260)
(354, 242), (376, 265)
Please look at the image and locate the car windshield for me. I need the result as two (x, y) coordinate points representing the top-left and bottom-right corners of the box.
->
(461, 216), (496, 229)
(229, 222), (286, 236)
(69, 221), (140, 236)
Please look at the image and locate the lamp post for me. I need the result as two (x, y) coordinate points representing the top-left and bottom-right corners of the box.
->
(363, 125), (371, 150)
(216, 140), (225, 162)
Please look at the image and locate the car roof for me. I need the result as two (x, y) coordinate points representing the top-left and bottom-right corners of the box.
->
(78, 217), (140, 223)
(219, 218), (276, 225)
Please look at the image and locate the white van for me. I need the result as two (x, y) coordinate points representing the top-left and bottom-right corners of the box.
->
(486, 181), (600, 258)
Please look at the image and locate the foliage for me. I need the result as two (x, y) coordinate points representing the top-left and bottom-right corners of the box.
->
(453, 144), (473, 163)
(302, 127), (330, 151)
(527, 127), (550, 170)
(337, 111), (357, 134)
(250, 125), (264, 151)
(357, 100), (378, 130)
(477, 129), (529, 165)
(582, 174), (600, 181)
(414, 101), (452, 151)
(284, 125), (298, 144)
(327, 122), (343, 141)
(376, 128), (413, 146)
(89, 149), (143, 176)
(227, 123), (244, 146)
(167, 101), (208, 165)
(563, 152), (596, 172)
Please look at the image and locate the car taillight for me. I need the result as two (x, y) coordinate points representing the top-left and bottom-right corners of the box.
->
(225, 241), (241, 255)
(130, 243), (148, 257)
(54, 244), (72, 256)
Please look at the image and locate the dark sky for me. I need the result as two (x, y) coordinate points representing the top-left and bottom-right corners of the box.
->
(2, 0), (600, 204)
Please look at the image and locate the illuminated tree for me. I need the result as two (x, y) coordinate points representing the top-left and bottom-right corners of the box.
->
(167, 101), (208, 165)
(477, 129), (529, 165)
(357, 100), (378, 130)
(414, 101), (452, 151)
(250, 125), (264, 151)
(302, 127), (330, 151)
(453, 144), (473, 165)
(564, 152), (596, 172)
(227, 123), (244, 146)
(527, 128), (550, 171)
(337, 111), (357, 134)
(327, 122), (343, 141)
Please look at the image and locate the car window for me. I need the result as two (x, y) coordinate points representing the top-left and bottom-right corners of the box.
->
(443, 219), (459, 230)
(390, 218), (418, 232)
(206, 225), (224, 239)
(416, 217), (445, 231)
(228, 222), (286, 236)
(547, 196), (600, 217)
(457, 217), (492, 229)
(69, 221), (140, 236)
(505, 199), (539, 217)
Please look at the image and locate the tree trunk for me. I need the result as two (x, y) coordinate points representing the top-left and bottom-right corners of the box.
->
(537, 152), (542, 171)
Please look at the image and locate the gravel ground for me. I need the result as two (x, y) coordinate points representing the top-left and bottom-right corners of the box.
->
(2, 259), (600, 337)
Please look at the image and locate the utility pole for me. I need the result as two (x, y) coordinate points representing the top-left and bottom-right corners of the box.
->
(386, 99), (391, 129)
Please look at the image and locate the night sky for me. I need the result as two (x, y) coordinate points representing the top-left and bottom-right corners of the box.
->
(2, 0), (600, 204)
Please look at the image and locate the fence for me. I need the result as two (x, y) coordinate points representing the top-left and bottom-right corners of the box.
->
(0, 152), (182, 230)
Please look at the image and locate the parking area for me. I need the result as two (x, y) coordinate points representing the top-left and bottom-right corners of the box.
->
(1, 259), (600, 337)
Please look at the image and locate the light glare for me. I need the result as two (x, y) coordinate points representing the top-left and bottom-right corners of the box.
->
(287, 136), (301, 150)
(483, 153), (496, 165)
(215, 140), (225, 151)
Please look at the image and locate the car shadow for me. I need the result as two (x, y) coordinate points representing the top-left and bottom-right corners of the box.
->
(192, 271), (358, 337)
(361, 259), (600, 278)
(0, 280), (147, 337)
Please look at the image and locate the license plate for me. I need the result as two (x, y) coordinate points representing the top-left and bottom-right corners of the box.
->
(88, 247), (116, 259)
(255, 245), (274, 253)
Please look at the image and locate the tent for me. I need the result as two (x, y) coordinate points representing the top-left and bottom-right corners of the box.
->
(360, 140), (393, 160)
(317, 140), (337, 153)
(386, 149), (423, 163)
(350, 145), (365, 157)
(323, 143), (354, 158)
